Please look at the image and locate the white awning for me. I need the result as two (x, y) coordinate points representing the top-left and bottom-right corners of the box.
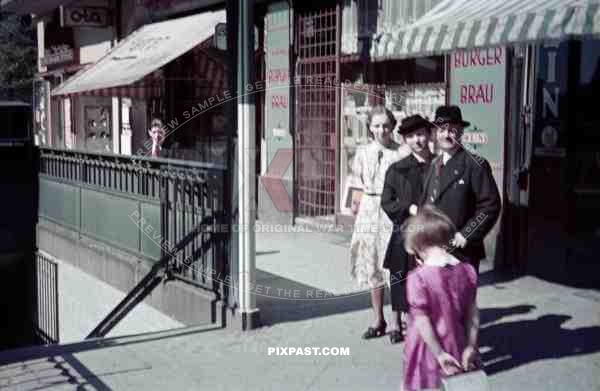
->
(371, 0), (600, 60)
(52, 10), (226, 96)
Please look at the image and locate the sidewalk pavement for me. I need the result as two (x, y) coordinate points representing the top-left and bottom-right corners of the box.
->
(1, 227), (599, 390)
(55, 258), (184, 343)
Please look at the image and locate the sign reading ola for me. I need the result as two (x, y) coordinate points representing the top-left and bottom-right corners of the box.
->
(62, 7), (110, 28)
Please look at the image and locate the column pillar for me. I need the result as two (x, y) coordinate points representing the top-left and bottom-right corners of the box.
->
(231, 0), (260, 329)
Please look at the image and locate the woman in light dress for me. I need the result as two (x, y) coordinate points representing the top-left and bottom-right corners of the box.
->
(350, 105), (411, 339)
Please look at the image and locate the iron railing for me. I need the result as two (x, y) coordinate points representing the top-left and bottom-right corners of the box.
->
(86, 216), (216, 339)
(33, 252), (59, 345)
(38, 147), (229, 297)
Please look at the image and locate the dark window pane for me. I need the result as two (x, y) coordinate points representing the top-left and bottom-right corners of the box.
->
(0, 107), (30, 140)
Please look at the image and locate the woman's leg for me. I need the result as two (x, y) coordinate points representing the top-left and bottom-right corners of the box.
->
(362, 286), (387, 339)
(371, 286), (385, 326)
(388, 270), (403, 331)
(389, 310), (401, 330)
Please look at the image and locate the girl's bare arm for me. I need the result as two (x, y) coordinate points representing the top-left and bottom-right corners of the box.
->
(465, 301), (480, 348)
(415, 314), (462, 374)
(414, 314), (443, 356)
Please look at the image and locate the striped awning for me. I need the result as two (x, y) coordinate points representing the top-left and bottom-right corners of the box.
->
(371, 0), (600, 60)
(192, 42), (229, 98)
(72, 71), (165, 99)
(52, 10), (226, 98)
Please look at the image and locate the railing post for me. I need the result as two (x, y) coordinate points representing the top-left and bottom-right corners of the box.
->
(159, 162), (168, 262)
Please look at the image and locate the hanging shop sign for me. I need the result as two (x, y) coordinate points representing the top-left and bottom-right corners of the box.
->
(450, 47), (507, 185)
(42, 21), (78, 70)
(61, 7), (110, 28)
(214, 23), (227, 50)
(212, 23), (258, 51)
(41, 45), (75, 68)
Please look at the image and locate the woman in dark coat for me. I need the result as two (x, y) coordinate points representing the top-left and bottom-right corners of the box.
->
(381, 114), (433, 343)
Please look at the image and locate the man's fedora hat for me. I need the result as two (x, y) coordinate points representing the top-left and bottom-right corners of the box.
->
(433, 105), (470, 127)
(398, 114), (431, 135)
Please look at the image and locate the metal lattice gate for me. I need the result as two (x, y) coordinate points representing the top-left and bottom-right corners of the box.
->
(295, 8), (339, 218)
(33, 252), (59, 344)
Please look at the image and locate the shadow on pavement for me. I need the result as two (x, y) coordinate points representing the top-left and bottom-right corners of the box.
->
(0, 353), (122, 390)
(256, 269), (386, 326)
(256, 269), (535, 327)
(479, 305), (536, 326)
(480, 314), (600, 375)
(0, 324), (220, 367)
(478, 267), (521, 288)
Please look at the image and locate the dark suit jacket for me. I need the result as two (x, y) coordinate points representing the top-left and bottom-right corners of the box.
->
(381, 154), (429, 274)
(420, 149), (501, 262)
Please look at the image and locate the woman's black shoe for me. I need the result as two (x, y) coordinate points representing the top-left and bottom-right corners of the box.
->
(389, 330), (403, 344)
(362, 321), (387, 339)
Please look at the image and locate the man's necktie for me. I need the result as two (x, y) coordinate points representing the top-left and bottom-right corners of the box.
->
(435, 157), (443, 176)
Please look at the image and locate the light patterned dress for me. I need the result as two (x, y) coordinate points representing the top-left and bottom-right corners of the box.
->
(350, 141), (409, 289)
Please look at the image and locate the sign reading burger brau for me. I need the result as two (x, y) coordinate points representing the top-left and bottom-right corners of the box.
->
(450, 46), (507, 260)
(450, 46), (506, 188)
(453, 48), (503, 105)
(62, 7), (110, 28)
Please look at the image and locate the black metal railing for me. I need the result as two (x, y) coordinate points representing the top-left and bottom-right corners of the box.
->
(33, 252), (59, 345)
(38, 147), (229, 297)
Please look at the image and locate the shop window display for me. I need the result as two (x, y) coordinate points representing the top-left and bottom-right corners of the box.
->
(573, 39), (600, 238)
(84, 105), (111, 152)
(340, 85), (373, 216)
(163, 44), (229, 163)
(339, 83), (444, 216)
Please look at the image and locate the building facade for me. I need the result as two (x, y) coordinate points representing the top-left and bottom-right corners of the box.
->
(258, 0), (600, 288)
(3, 0), (599, 342)
(4, 0), (261, 334)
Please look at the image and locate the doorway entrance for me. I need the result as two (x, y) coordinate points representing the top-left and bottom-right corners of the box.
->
(294, 8), (338, 220)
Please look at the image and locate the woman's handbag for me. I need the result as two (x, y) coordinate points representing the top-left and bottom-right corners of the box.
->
(441, 370), (489, 391)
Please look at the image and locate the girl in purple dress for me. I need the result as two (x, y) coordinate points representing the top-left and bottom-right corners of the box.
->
(401, 205), (480, 391)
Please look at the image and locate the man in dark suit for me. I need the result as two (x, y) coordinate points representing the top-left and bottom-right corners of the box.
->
(148, 117), (168, 158)
(381, 114), (434, 343)
(420, 105), (501, 272)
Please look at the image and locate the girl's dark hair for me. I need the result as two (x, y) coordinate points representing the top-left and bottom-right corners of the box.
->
(402, 205), (456, 256)
(367, 105), (397, 131)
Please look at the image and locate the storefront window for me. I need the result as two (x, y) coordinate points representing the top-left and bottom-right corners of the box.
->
(161, 44), (229, 164)
(338, 56), (445, 215)
(50, 97), (64, 148)
(0, 105), (30, 141)
(573, 39), (600, 237)
(575, 40), (600, 192)
(83, 105), (111, 152)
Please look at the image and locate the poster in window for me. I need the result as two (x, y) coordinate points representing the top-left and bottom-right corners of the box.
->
(84, 105), (111, 152)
